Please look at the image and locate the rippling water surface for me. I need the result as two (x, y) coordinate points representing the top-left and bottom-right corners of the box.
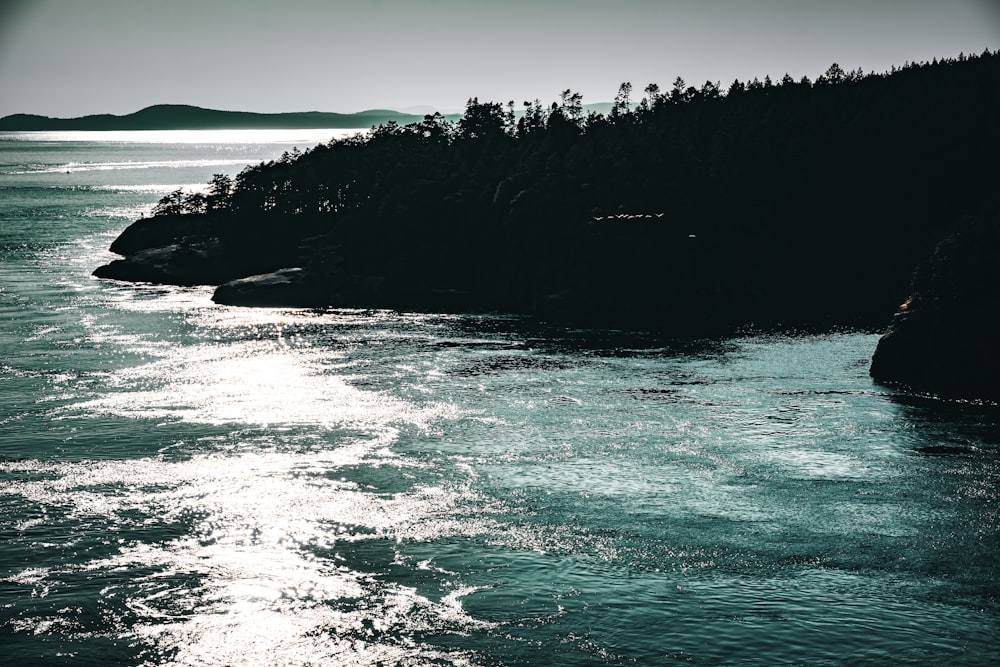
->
(2, 132), (998, 666)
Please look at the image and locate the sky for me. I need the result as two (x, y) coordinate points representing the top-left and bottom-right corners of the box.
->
(1, 0), (998, 118)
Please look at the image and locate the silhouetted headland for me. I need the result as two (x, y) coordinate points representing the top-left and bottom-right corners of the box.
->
(92, 51), (1000, 398)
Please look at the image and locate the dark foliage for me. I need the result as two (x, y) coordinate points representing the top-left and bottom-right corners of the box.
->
(141, 51), (1000, 331)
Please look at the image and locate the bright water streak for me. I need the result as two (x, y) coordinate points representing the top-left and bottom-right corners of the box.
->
(1, 132), (998, 666)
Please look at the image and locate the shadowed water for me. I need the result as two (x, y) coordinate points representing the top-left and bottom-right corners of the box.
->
(1, 132), (998, 666)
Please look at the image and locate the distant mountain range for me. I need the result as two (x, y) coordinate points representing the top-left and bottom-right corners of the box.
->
(0, 104), (461, 131)
(0, 102), (617, 131)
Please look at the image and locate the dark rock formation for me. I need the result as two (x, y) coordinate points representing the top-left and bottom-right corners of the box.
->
(93, 214), (294, 287)
(871, 216), (1000, 401)
(212, 268), (328, 307)
(93, 243), (228, 285)
(107, 213), (211, 256)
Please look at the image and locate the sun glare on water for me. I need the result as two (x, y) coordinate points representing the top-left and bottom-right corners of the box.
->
(32, 299), (482, 664)
(68, 297), (457, 431)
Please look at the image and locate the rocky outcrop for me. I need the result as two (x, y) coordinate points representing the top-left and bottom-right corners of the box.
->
(93, 242), (234, 285)
(211, 268), (329, 307)
(93, 214), (294, 287)
(107, 213), (213, 256)
(870, 216), (1000, 401)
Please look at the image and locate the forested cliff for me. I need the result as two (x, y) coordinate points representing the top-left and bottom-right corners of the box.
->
(96, 51), (1000, 334)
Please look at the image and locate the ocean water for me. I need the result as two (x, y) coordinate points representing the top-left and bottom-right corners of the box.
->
(1, 130), (998, 666)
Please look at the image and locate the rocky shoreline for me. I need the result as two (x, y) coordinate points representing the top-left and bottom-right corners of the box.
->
(93, 209), (1000, 402)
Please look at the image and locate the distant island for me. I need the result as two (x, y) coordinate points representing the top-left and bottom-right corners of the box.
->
(92, 52), (1000, 400)
(0, 103), (618, 132)
(0, 104), (462, 131)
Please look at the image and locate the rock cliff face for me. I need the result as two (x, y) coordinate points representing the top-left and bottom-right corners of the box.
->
(93, 243), (228, 286)
(870, 216), (1000, 402)
(92, 215), (295, 287)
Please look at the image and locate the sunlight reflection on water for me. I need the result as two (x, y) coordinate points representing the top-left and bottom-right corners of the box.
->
(68, 338), (448, 429)
(28, 295), (487, 662)
(66, 300), (461, 430)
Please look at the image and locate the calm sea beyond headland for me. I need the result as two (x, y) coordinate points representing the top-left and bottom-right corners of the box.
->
(1, 115), (998, 665)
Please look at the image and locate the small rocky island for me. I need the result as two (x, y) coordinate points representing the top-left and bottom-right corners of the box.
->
(94, 52), (1000, 400)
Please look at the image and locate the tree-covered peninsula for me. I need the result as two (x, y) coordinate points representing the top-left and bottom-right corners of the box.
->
(96, 52), (1000, 345)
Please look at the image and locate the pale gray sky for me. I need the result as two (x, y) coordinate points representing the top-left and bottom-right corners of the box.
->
(1, 0), (998, 117)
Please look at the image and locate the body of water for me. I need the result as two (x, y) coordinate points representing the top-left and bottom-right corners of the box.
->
(1, 130), (998, 666)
